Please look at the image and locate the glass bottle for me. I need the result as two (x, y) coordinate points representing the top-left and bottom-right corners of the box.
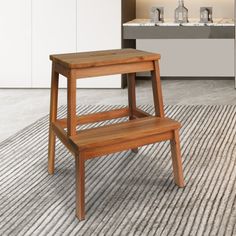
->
(175, 0), (189, 23)
(153, 8), (161, 23)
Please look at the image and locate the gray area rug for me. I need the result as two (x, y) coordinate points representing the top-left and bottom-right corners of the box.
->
(0, 105), (236, 236)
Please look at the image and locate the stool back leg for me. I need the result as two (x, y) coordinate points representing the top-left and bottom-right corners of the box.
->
(170, 129), (185, 187)
(151, 60), (165, 118)
(48, 63), (59, 175)
(127, 73), (136, 119)
(67, 78), (77, 137)
(127, 73), (138, 153)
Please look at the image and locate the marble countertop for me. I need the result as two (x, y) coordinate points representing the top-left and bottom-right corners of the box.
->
(123, 18), (235, 27)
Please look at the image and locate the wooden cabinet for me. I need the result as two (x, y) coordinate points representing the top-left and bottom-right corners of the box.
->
(137, 39), (234, 77)
(134, 0), (235, 79)
(0, 0), (31, 87)
(32, 0), (76, 88)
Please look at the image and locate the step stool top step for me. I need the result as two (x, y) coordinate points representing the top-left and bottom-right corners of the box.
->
(50, 48), (161, 69)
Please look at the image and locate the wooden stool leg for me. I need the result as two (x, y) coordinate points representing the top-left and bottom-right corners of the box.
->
(127, 73), (138, 153)
(67, 78), (77, 137)
(170, 129), (185, 188)
(48, 63), (59, 175)
(75, 154), (85, 220)
(151, 60), (165, 118)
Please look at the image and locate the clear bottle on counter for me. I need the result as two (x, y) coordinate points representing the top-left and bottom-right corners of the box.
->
(175, 0), (188, 23)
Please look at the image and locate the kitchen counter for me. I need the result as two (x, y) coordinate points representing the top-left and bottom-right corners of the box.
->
(123, 18), (234, 26)
(123, 18), (235, 39)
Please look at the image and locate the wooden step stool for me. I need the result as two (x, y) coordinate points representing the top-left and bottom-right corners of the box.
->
(48, 48), (185, 220)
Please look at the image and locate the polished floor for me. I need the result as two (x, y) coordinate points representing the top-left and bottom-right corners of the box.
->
(1, 79), (236, 142)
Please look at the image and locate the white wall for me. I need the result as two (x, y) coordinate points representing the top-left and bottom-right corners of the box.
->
(0, 0), (122, 88)
(137, 0), (234, 19)
(0, 0), (31, 87)
(32, 0), (77, 88)
(76, 0), (122, 88)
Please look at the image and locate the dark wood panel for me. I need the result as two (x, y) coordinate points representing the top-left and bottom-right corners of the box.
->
(121, 0), (136, 88)
(122, 0), (136, 48)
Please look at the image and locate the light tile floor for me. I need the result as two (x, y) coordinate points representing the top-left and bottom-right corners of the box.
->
(1, 79), (236, 142)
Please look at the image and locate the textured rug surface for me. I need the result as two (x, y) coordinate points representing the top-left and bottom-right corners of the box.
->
(1, 105), (236, 236)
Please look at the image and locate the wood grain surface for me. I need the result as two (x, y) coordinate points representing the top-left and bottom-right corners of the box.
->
(50, 48), (160, 69)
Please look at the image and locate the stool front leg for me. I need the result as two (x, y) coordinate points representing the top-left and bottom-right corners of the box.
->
(170, 129), (185, 188)
(75, 153), (85, 220)
(48, 64), (59, 175)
